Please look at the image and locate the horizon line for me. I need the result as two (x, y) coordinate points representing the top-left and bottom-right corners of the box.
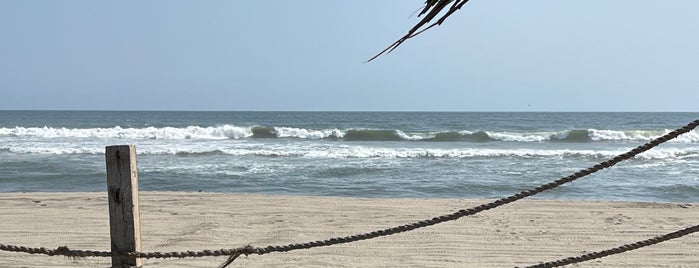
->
(1, 109), (697, 113)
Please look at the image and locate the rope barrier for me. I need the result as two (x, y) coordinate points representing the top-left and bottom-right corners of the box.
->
(0, 119), (697, 267)
(520, 224), (699, 268)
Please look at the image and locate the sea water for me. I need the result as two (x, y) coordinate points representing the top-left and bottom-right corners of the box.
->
(0, 111), (697, 202)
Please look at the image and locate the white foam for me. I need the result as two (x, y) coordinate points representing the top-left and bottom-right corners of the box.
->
(395, 130), (428, 141)
(0, 125), (253, 140)
(588, 129), (699, 143)
(2, 126), (696, 143)
(486, 131), (551, 142)
(209, 146), (697, 160)
(551, 130), (572, 140)
(589, 129), (655, 141)
(674, 130), (699, 143)
(274, 127), (344, 139)
(1, 145), (103, 155)
(636, 147), (699, 160)
(2, 140), (697, 160)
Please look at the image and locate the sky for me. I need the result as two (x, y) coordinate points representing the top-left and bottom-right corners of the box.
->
(0, 1), (698, 112)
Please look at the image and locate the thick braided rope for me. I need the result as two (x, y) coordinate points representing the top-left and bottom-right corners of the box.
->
(0, 243), (255, 259)
(521, 224), (699, 268)
(1, 119), (697, 263)
(0, 245), (112, 257)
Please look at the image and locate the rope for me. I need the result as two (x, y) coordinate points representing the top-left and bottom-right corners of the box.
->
(0, 119), (697, 267)
(0, 244), (111, 257)
(520, 224), (699, 268)
(0, 243), (250, 259)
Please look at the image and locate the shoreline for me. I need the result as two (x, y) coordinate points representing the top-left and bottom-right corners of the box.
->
(2, 192), (698, 267)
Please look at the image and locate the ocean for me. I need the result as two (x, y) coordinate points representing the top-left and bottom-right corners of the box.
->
(0, 111), (697, 202)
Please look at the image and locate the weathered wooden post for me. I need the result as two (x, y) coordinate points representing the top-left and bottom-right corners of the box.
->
(106, 145), (143, 267)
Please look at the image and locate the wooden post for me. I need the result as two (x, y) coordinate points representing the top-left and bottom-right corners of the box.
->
(106, 145), (143, 267)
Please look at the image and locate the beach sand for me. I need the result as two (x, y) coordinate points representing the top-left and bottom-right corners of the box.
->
(1, 192), (697, 268)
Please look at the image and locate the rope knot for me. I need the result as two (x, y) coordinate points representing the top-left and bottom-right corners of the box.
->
(217, 245), (257, 268)
(240, 245), (256, 255)
(54, 246), (71, 255)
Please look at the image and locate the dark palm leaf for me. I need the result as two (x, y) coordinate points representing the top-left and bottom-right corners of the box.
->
(367, 0), (472, 62)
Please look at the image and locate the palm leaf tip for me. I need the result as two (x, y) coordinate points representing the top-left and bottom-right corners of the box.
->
(366, 0), (471, 62)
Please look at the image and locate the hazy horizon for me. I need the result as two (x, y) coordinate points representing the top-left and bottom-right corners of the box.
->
(1, 109), (697, 113)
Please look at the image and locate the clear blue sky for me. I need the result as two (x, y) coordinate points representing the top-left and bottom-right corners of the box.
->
(1, 1), (697, 111)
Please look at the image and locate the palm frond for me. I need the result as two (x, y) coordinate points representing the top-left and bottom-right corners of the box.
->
(367, 0), (472, 62)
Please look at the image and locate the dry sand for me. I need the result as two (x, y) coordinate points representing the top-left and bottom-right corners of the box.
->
(1, 192), (698, 268)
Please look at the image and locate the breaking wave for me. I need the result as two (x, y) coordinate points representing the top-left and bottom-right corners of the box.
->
(1, 126), (697, 143)
(2, 144), (696, 160)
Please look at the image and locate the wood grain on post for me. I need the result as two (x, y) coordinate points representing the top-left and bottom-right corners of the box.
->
(106, 145), (143, 267)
